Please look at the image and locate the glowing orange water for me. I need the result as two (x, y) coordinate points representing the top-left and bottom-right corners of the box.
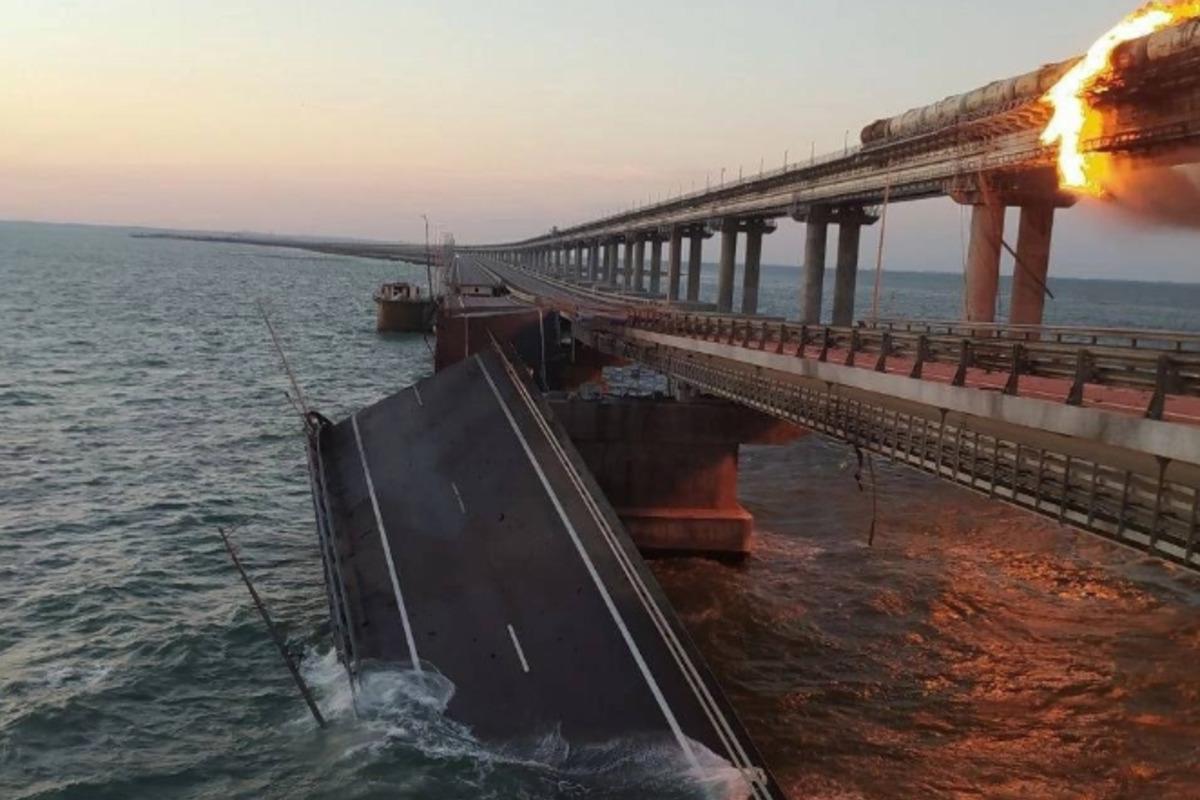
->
(1041, 2), (1200, 195)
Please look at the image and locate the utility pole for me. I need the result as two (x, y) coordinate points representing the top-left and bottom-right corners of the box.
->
(421, 214), (433, 298)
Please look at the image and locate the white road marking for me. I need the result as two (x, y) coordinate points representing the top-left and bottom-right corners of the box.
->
(351, 413), (421, 673)
(451, 482), (466, 515)
(494, 349), (772, 798)
(506, 623), (531, 673)
(412, 385), (423, 407)
(476, 354), (701, 772)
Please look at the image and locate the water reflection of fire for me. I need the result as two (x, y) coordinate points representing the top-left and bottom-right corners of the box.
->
(1042, 1), (1200, 195)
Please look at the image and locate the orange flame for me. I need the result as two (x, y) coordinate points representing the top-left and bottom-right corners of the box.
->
(1041, 2), (1200, 195)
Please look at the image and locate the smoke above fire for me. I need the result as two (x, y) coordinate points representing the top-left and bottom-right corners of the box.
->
(1041, 1), (1200, 195)
(1101, 157), (1200, 229)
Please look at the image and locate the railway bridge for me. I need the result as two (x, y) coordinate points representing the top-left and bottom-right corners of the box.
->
(467, 18), (1200, 329)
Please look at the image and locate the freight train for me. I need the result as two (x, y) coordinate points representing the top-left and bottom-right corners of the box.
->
(859, 18), (1200, 148)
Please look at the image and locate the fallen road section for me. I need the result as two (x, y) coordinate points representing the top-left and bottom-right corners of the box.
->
(305, 346), (783, 798)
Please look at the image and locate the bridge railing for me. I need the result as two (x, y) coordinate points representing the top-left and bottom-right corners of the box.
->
(588, 326), (1200, 573)
(863, 317), (1200, 354)
(629, 311), (1200, 421)
(555, 145), (868, 237)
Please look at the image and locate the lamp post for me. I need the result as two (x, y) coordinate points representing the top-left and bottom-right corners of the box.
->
(421, 214), (433, 298)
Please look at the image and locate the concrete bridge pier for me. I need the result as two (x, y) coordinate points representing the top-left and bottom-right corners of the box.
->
(648, 234), (662, 295)
(965, 204), (1006, 323)
(797, 206), (829, 324)
(667, 227), (683, 301)
(687, 227), (707, 302)
(589, 241), (600, 282)
(548, 395), (804, 557)
(951, 172), (1074, 326)
(576, 242), (587, 281)
(1011, 204), (1055, 326)
(606, 240), (619, 287)
(740, 219), (775, 315)
(715, 219), (739, 312)
(634, 237), (646, 292)
(832, 207), (878, 327)
(623, 237), (636, 290)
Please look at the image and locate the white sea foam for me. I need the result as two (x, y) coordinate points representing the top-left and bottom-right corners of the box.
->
(42, 664), (112, 691)
(299, 647), (756, 799)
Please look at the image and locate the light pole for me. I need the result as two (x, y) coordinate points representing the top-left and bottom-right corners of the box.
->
(420, 214), (434, 298)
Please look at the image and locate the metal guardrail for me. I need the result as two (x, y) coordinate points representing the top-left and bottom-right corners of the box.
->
(306, 426), (360, 677)
(864, 318), (1200, 353)
(590, 329), (1200, 574)
(479, 257), (664, 308)
(630, 312), (1200, 420)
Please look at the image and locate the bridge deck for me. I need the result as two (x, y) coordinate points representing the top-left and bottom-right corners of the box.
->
(475, 256), (1200, 428)
(464, 256), (1200, 572)
(309, 347), (779, 797)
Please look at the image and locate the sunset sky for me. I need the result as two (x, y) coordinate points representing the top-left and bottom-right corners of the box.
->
(4, 0), (1198, 280)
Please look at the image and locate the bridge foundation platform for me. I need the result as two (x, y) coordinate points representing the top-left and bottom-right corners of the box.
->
(548, 395), (804, 557)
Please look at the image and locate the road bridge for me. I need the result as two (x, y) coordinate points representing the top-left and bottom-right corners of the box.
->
(466, 253), (1200, 574)
(306, 345), (781, 797)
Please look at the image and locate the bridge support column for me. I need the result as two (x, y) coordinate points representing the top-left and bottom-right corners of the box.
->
(624, 238), (636, 290)
(667, 227), (682, 301)
(548, 396), (804, 558)
(1011, 204), (1054, 326)
(832, 219), (864, 327)
(576, 243), (586, 280)
(589, 242), (599, 282)
(827, 208), (878, 327)
(744, 225), (763, 316)
(966, 204), (1006, 323)
(649, 235), (663, 295)
(606, 241), (618, 287)
(716, 221), (738, 312)
(633, 238), (646, 291)
(687, 231), (704, 302)
(801, 210), (829, 324)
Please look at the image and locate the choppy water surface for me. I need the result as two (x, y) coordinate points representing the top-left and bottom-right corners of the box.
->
(2, 221), (1198, 799)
